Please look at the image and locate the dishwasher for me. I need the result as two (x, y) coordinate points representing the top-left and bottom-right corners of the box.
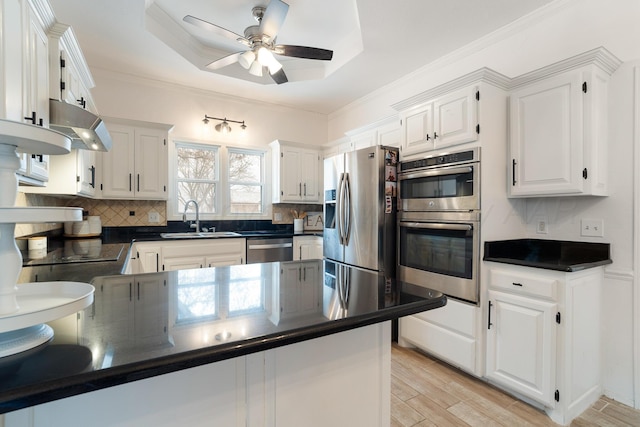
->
(246, 237), (293, 263)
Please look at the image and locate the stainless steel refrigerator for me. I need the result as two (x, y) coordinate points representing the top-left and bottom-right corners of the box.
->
(323, 145), (399, 276)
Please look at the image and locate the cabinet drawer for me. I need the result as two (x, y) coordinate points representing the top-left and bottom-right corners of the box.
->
(489, 269), (557, 300)
(412, 298), (477, 337)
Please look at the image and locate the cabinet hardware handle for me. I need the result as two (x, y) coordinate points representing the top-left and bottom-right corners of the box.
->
(156, 253), (159, 272)
(304, 183), (307, 196)
(90, 165), (96, 188)
(299, 247), (302, 260)
(137, 174), (140, 192)
(129, 173), (132, 191)
(512, 282), (523, 287)
(488, 301), (493, 329)
(38, 118), (43, 127)
(24, 111), (36, 124)
(299, 182), (302, 196)
(129, 283), (132, 301)
(433, 132), (438, 139)
(512, 159), (517, 186)
(298, 267), (302, 282)
(137, 283), (140, 300)
(425, 134), (430, 141)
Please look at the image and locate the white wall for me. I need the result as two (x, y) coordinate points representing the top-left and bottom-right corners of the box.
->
(90, 68), (328, 150)
(328, 0), (640, 408)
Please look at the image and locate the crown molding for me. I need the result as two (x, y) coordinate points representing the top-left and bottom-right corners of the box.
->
(391, 68), (511, 112)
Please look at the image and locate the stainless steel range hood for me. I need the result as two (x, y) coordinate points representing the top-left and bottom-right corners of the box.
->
(49, 99), (112, 151)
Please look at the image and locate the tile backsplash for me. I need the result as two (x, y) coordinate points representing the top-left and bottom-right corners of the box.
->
(14, 193), (167, 237)
(66, 198), (167, 227)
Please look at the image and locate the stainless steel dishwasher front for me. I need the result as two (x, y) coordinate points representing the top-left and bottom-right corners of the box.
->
(246, 237), (293, 263)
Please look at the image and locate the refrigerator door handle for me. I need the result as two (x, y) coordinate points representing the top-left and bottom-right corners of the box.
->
(337, 172), (346, 245)
(343, 173), (352, 246)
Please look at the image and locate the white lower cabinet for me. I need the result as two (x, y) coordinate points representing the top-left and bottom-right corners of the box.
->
(486, 289), (557, 406)
(485, 263), (603, 425)
(398, 297), (481, 375)
(127, 238), (246, 274)
(292, 235), (323, 260)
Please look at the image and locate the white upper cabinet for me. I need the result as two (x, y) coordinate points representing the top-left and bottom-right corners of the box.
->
(400, 85), (478, 156)
(343, 116), (401, 153)
(49, 23), (98, 114)
(24, 0), (50, 129)
(101, 120), (171, 200)
(270, 140), (321, 204)
(20, 148), (98, 197)
(508, 48), (620, 197)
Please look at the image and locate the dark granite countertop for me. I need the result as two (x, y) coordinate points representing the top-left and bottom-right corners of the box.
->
(483, 239), (612, 271)
(4, 260), (445, 414)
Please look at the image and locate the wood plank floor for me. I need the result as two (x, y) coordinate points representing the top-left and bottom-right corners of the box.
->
(391, 344), (640, 427)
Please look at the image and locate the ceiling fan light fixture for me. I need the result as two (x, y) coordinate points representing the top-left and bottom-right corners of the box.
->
(248, 60), (263, 77)
(257, 47), (274, 66)
(267, 58), (283, 74)
(238, 50), (256, 69)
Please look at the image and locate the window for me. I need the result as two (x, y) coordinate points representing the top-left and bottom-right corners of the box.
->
(175, 142), (219, 214)
(173, 142), (265, 217)
(228, 148), (264, 214)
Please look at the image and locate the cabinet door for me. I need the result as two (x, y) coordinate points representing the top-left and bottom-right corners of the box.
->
(102, 124), (135, 198)
(401, 103), (434, 155)
(486, 289), (557, 406)
(509, 71), (584, 197)
(163, 255), (205, 271)
(279, 147), (303, 201)
(27, 154), (49, 181)
(133, 243), (161, 273)
(24, 4), (49, 127)
(294, 236), (323, 260)
(135, 127), (167, 199)
(77, 149), (97, 196)
(433, 86), (478, 149)
(300, 150), (319, 202)
(206, 253), (244, 267)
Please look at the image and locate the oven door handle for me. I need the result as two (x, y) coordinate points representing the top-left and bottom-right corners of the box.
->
(400, 221), (473, 231)
(398, 165), (473, 181)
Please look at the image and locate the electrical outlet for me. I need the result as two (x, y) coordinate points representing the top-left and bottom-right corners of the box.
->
(274, 212), (283, 221)
(148, 212), (160, 223)
(581, 219), (604, 237)
(536, 220), (548, 234)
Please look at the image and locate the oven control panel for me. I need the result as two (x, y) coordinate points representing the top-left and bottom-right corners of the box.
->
(400, 148), (478, 172)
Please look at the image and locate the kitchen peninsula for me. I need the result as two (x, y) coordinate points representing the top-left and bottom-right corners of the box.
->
(2, 258), (445, 426)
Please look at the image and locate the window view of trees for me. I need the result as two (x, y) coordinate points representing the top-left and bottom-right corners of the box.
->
(175, 142), (264, 215)
(228, 149), (263, 214)
(176, 143), (218, 213)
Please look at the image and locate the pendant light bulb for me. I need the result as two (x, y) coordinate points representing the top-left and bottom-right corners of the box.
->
(238, 50), (255, 69)
(248, 60), (263, 77)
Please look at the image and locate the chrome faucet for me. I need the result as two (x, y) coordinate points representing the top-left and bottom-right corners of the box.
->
(182, 199), (200, 232)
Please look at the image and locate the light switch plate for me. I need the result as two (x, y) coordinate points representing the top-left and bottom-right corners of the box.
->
(581, 219), (604, 237)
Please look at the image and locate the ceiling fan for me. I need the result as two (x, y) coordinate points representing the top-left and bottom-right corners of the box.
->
(183, 0), (333, 84)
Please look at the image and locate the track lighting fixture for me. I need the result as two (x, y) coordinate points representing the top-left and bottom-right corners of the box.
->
(202, 115), (247, 134)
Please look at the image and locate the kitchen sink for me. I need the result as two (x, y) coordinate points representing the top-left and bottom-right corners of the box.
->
(160, 231), (242, 239)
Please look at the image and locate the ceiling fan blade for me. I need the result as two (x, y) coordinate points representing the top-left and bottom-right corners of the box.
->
(270, 68), (288, 85)
(206, 51), (243, 70)
(183, 15), (250, 46)
(260, 0), (289, 40)
(274, 45), (333, 61)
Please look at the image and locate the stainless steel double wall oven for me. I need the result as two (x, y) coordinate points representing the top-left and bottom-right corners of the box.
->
(397, 148), (481, 304)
